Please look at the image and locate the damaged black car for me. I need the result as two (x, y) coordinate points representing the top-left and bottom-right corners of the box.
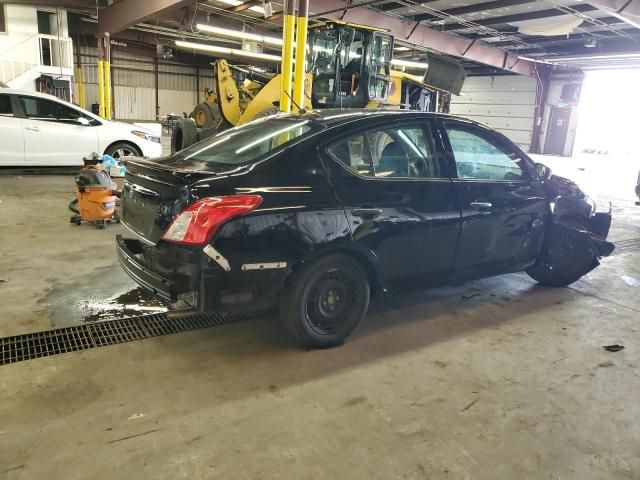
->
(116, 110), (614, 348)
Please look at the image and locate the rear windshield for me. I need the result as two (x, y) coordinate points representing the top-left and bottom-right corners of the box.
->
(170, 117), (321, 170)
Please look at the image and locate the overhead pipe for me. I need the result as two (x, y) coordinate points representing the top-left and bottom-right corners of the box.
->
(292, 0), (309, 112)
(279, 0), (297, 112)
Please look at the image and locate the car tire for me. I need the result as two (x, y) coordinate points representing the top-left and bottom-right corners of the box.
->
(171, 118), (198, 154)
(279, 254), (370, 348)
(105, 142), (142, 159)
(526, 222), (596, 287)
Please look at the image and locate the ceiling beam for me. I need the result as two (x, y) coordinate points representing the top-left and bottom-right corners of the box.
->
(376, 0), (439, 12)
(98, 0), (195, 34)
(440, 3), (599, 31)
(585, 0), (640, 29)
(412, 0), (535, 23)
(228, 0), (262, 12)
(308, 0), (540, 75)
(0, 0), (105, 8)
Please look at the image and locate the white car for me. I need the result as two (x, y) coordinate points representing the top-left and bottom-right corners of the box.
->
(0, 88), (162, 166)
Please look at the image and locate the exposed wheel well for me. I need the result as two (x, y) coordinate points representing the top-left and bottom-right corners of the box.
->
(104, 140), (142, 157)
(289, 248), (379, 298)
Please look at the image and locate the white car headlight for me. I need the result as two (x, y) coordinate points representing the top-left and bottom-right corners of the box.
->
(132, 130), (161, 144)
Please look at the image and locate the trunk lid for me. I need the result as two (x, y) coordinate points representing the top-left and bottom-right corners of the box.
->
(121, 158), (229, 244)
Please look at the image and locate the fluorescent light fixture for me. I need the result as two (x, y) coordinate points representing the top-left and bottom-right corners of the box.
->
(394, 46), (411, 52)
(216, 0), (265, 14)
(391, 58), (428, 70)
(175, 40), (281, 62)
(197, 23), (282, 46)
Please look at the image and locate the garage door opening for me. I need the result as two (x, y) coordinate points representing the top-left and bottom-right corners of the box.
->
(574, 69), (640, 157)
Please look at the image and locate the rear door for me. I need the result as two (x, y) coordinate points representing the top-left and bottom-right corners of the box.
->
(0, 93), (25, 165)
(18, 95), (98, 166)
(440, 119), (547, 275)
(322, 119), (461, 289)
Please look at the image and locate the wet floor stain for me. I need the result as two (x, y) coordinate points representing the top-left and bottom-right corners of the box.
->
(81, 287), (171, 323)
(41, 264), (172, 328)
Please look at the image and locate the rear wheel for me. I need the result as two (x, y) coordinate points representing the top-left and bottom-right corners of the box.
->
(105, 142), (141, 159)
(526, 222), (596, 287)
(279, 254), (370, 348)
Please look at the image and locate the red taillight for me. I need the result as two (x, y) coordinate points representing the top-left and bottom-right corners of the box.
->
(161, 195), (262, 245)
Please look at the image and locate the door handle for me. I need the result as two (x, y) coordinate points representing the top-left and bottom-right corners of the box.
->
(351, 208), (383, 219)
(470, 201), (492, 211)
(25, 126), (40, 132)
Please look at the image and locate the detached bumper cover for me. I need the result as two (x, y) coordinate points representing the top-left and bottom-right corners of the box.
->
(116, 235), (190, 301)
(587, 213), (615, 257)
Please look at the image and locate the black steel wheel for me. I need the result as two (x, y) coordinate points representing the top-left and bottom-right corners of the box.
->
(527, 222), (596, 287)
(280, 254), (370, 348)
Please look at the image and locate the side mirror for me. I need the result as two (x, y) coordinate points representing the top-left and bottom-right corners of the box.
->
(77, 117), (90, 126)
(535, 162), (552, 181)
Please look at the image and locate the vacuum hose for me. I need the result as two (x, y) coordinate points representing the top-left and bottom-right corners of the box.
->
(68, 198), (80, 214)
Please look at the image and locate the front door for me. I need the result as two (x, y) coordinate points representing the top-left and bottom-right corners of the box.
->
(321, 120), (461, 290)
(441, 120), (547, 276)
(18, 95), (98, 166)
(0, 93), (25, 165)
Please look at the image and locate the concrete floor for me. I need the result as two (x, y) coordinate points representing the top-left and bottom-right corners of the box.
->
(1, 155), (639, 479)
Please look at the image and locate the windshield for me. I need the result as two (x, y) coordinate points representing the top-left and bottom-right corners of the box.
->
(168, 117), (321, 170)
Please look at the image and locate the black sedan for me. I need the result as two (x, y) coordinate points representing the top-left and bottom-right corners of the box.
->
(117, 110), (614, 348)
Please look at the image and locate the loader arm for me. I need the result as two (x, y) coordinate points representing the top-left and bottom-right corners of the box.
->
(214, 59), (242, 126)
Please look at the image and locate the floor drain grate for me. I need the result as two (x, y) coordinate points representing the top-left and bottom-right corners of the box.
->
(0, 310), (268, 366)
(611, 238), (640, 256)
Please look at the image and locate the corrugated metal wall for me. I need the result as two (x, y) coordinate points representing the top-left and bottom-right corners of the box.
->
(450, 75), (537, 151)
(73, 46), (213, 120)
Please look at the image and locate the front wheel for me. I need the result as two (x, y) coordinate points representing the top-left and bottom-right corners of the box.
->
(526, 223), (596, 287)
(105, 142), (141, 159)
(279, 254), (370, 348)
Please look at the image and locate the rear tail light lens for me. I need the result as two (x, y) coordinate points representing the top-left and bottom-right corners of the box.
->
(161, 195), (262, 245)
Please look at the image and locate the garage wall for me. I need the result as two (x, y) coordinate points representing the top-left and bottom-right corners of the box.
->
(449, 75), (537, 151)
(72, 46), (215, 121)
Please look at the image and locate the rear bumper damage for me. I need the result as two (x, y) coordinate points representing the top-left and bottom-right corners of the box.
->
(116, 235), (191, 302)
(116, 235), (288, 312)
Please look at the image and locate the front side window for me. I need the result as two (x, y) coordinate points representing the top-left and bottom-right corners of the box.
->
(327, 124), (442, 179)
(0, 94), (13, 116)
(445, 124), (527, 181)
(19, 96), (90, 124)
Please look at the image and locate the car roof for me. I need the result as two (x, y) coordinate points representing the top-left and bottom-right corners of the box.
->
(0, 87), (62, 101)
(290, 108), (477, 128)
(0, 87), (101, 120)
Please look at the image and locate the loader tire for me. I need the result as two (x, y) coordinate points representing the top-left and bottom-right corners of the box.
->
(171, 118), (197, 154)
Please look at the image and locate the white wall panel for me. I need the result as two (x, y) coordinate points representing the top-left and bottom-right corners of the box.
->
(450, 75), (537, 151)
(158, 89), (198, 116)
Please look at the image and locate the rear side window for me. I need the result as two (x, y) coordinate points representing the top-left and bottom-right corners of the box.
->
(173, 117), (321, 168)
(327, 124), (442, 179)
(445, 123), (528, 181)
(0, 94), (12, 116)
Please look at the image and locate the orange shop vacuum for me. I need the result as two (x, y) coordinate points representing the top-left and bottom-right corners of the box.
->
(69, 156), (119, 229)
